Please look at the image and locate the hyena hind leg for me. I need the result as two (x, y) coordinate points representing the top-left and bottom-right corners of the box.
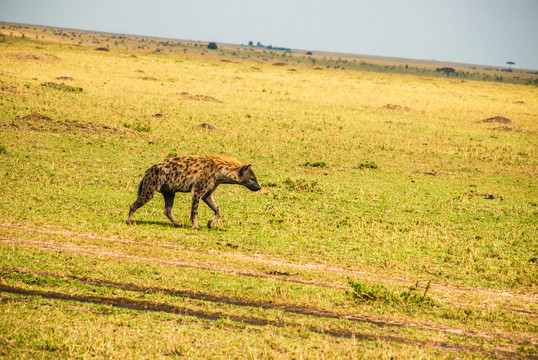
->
(203, 194), (221, 229)
(126, 188), (155, 225)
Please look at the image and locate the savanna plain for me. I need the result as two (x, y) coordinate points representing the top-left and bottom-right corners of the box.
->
(0, 23), (537, 359)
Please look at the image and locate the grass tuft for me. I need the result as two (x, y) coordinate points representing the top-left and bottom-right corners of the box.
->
(301, 161), (327, 168)
(123, 121), (152, 133)
(356, 161), (378, 169)
(41, 82), (83, 92)
(347, 278), (436, 308)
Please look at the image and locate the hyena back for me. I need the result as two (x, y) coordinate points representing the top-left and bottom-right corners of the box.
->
(126, 154), (261, 229)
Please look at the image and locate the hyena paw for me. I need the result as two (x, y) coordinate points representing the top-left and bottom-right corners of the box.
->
(125, 219), (135, 225)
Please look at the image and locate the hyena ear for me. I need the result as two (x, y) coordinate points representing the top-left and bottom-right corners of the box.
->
(239, 164), (252, 177)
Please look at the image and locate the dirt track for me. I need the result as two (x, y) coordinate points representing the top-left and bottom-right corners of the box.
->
(1, 223), (536, 358)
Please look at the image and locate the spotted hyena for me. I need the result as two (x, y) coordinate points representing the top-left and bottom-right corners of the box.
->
(126, 154), (261, 229)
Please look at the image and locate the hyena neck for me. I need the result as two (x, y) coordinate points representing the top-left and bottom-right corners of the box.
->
(216, 168), (241, 185)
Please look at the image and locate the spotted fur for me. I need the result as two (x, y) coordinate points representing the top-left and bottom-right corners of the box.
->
(126, 154), (261, 229)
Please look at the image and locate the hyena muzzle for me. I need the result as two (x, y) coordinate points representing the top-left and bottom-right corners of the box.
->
(126, 154), (261, 229)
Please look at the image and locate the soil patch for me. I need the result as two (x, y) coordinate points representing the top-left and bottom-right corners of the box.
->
(2, 112), (128, 136)
(383, 104), (413, 111)
(491, 126), (522, 133)
(198, 123), (216, 130)
(0, 52), (58, 62)
(179, 92), (221, 103)
(481, 116), (512, 124)
(41, 82), (83, 92)
(468, 190), (503, 200)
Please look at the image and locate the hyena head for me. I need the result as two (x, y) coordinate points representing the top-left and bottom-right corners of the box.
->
(238, 164), (261, 191)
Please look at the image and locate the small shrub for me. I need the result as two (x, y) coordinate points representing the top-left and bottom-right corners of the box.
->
(301, 161), (327, 168)
(41, 82), (83, 92)
(283, 178), (320, 193)
(347, 278), (436, 308)
(356, 161), (378, 169)
(0, 143), (6, 154)
(207, 42), (218, 50)
(166, 151), (178, 158)
(123, 121), (151, 133)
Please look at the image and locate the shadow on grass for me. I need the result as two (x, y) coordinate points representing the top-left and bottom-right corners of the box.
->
(131, 220), (180, 228)
(128, 220), (228, 232)
(0, 281), (508, 359)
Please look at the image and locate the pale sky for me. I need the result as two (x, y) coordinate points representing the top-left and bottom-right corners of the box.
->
(1, 0), (537, 69)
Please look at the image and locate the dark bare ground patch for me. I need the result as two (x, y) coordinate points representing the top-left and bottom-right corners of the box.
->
(383, 104), (413, 111)
(55, 76), (74, 81)
(0, 80), (18, 95)
(41, 82), (82, 92)
(481, 116), (512, 124)
(468, 190), (503, 200)
(198, 123), (216, 130)
(0, 52), (58, 62)
(491, 126), (522, 132)
(178, 92), (221, 103)
(2, 112), (129, 135)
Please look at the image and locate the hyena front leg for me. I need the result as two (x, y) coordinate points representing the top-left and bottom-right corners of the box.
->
(203, 194), (220, 229)
(163, 191), (181, 228)
(190, 191), (202, 230)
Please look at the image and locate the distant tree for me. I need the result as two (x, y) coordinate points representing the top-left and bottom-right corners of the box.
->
(248, 41), (253, 46)
(306, 51), (313, 55)
(436, 67), (456, 77)
(207, 42), (218, 50)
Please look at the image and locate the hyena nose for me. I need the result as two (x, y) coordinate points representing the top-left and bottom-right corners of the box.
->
(249, 182), (261, 191)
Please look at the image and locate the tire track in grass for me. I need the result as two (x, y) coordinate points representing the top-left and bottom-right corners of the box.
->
(1, 223), (536, 308)
(1, 237), (536, 355)
(0, 283), (521, 360)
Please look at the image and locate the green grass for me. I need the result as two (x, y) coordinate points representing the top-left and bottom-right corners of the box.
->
(0, 29), (537, 359)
